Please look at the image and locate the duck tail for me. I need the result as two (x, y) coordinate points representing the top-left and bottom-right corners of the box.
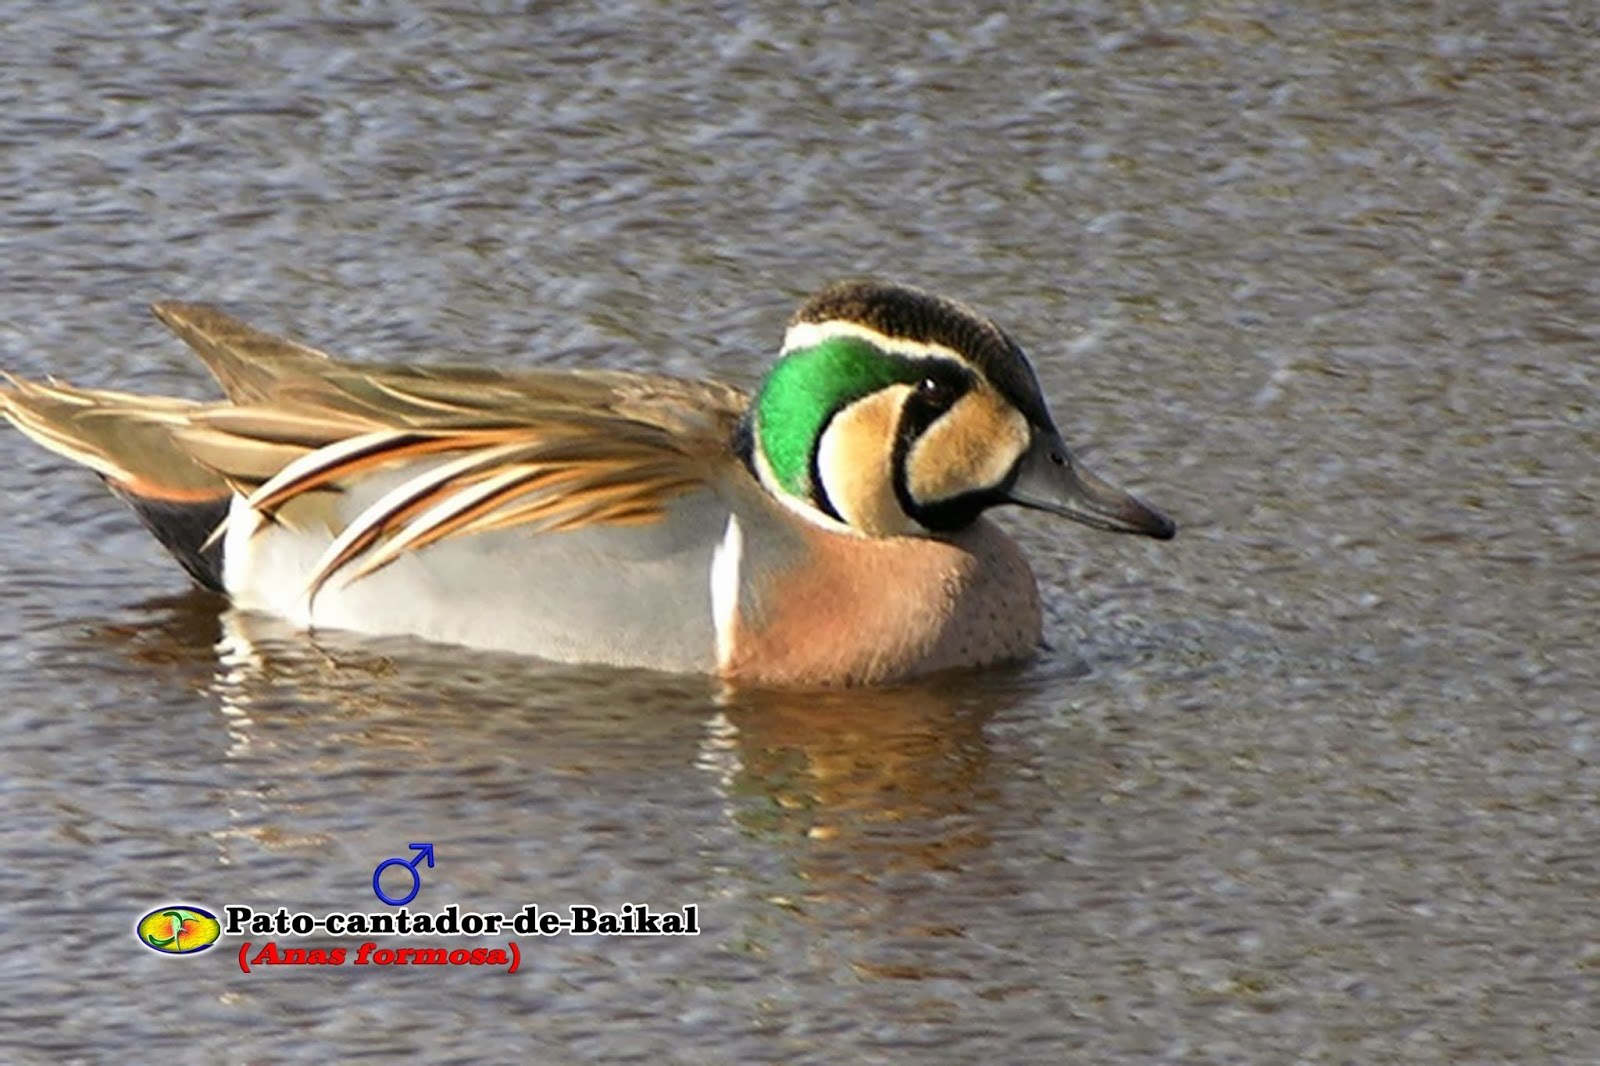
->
(0, 374), (231, 591)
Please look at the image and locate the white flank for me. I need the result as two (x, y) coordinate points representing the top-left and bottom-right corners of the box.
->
(220, 494), (303, 620)
(709, 513), (744, 670)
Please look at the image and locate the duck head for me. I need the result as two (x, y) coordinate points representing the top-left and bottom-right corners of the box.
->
(744, 279), (1176, 541)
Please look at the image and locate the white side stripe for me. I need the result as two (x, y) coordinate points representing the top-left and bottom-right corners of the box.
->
(710, 513), (744, 670)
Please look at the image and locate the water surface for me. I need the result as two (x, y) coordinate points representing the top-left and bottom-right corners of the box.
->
(1, 2), (1595, 1062)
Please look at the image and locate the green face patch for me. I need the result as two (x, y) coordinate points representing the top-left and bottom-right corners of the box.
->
(754, 336), (923, 500)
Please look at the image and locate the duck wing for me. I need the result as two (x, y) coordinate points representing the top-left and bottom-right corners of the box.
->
(3, 304), (750, 599)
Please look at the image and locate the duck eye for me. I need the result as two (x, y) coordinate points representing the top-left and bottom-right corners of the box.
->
(917, 377), (952, 405)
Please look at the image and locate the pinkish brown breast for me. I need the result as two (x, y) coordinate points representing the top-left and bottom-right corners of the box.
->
(721, 518), (1041, 687)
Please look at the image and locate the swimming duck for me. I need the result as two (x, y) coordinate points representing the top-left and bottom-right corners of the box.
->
(0, 280), (1173, 686)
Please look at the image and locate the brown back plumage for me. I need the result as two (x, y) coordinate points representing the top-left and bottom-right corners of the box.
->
(1, 303), (750, 594)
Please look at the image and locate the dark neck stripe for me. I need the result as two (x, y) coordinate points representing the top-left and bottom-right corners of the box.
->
(807, 409), (846, 523)
(889, 382), (1009, 534)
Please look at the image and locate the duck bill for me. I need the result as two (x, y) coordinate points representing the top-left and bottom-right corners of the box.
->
(1004, 431), (1176, 539)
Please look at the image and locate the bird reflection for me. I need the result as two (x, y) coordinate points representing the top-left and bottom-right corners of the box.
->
(82, 591), (1037, 899)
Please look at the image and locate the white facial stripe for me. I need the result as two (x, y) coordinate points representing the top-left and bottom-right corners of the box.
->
(781, 319), (976, 371)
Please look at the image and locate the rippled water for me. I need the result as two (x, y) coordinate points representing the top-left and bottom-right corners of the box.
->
(1, 2), (1596, 1062)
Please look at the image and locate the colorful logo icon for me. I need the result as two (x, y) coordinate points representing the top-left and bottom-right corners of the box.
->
(137, 905), (222, 955)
